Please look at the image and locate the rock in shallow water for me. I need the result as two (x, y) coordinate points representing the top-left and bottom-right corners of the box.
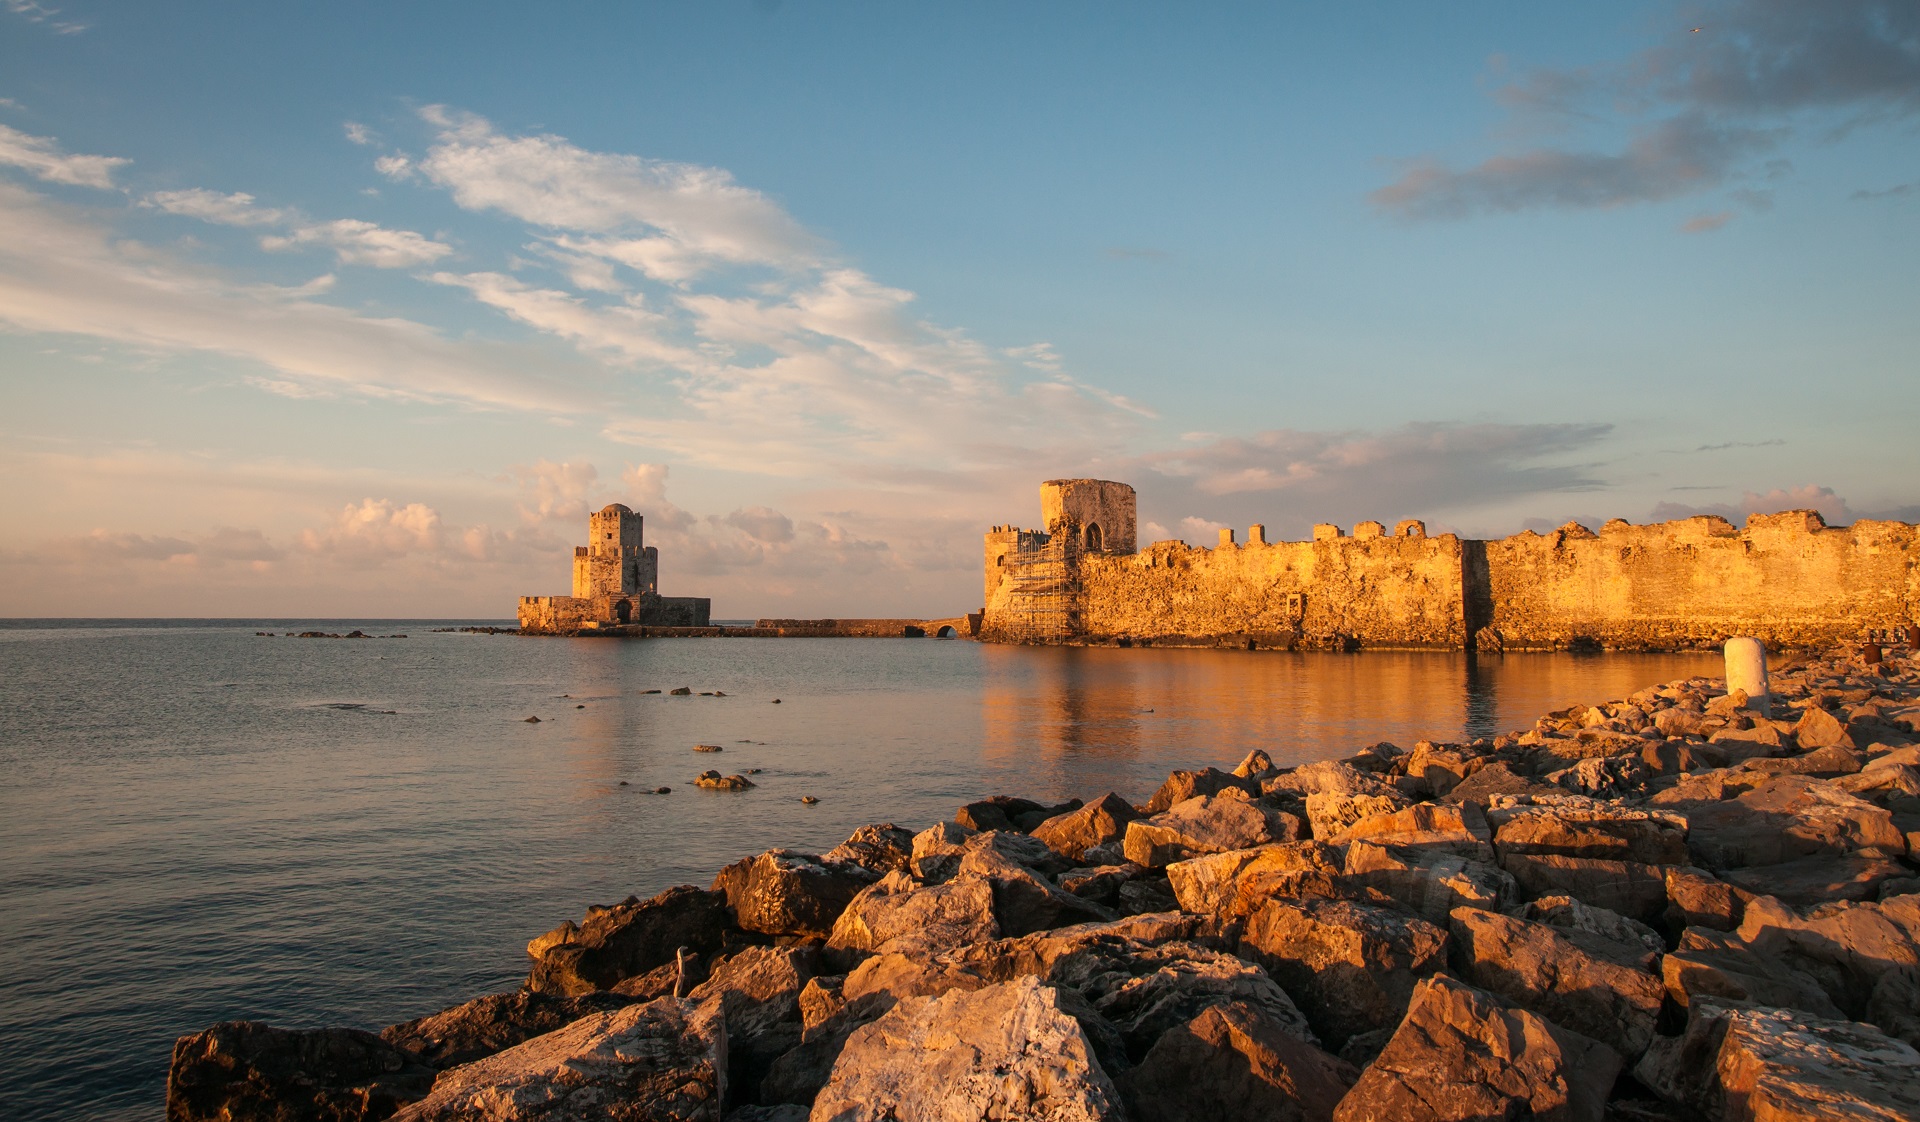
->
(167, 1021), (437, 1122)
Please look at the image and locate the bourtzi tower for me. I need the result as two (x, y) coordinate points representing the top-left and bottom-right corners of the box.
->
(518, 503), (711, 633)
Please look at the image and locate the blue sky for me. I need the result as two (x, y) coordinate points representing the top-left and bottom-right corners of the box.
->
(1, 1), (1915, 616)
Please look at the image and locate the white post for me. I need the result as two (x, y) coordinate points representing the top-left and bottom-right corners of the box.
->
(1724, 637), (1769, 717)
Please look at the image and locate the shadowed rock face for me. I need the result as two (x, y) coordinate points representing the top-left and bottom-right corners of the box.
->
(525, 885), (734, 996)
(1032, 793), (1140, 862)
(1117, 1001), (1357, 1122)
(1445, 906), (1663, 1058)
(379, 991), (634, 1069)
(167, 1022), (437, 1122)
(1238, 897), (1448, 1048)
(1636, 1003), (1920, 1122)
(710, 850), (879, 939)
(1333, 974), (1620, 1122)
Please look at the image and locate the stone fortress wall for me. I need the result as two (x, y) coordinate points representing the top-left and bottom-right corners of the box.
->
(982, 479), (1920, 651)
(519, 504), (711, 634)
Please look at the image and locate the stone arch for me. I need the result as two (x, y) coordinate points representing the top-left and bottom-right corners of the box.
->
(935, 624), (958, 638)
(1085, 522), (1103, 551)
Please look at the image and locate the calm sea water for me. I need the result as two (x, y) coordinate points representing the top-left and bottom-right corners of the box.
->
(0, 619), (1721, 1120)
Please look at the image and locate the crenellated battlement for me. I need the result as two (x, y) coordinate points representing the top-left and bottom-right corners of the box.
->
(980, 479), (1920, 651)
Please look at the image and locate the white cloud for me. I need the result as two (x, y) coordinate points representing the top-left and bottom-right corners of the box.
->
(0, 179), (592, 410)
(429, 270), (697, 364)
(4, 0), (86, 33)
(343, 122), (373, 146)
(0, 123), (126, 188)
(299, 498), (445, 562)
(260, 218), (452, 267)
(146, 188), (288, 227)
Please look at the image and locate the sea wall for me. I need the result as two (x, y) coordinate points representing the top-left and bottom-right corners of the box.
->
(1482, 512), (1920, 650)
(519, 593), (712, 634)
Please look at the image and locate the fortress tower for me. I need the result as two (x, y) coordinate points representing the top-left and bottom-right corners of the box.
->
(571, 504), (658, 599)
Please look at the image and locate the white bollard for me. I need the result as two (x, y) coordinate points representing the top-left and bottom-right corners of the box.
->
(1724, 637), (1769, 717)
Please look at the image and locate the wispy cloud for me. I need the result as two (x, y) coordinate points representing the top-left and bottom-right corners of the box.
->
(1374, 0), (1920, 220)
(4, 0), (87, 34)
(1853, 180), (1918, 200)
(145, 188), (451, 267)
(1681, 210), (1735, 232)
(0, 123), (126, 188)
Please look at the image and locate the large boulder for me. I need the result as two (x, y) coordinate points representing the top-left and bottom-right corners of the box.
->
(1664, 866), (1755, 932)
(1050, 937), (1317, 1057)
(1718, 854), (1911, 907)
(1731, 895), (1920, 1017)
(825, 870), (998, 958)
(1649, 773), (1904, 870)
(1302, 792), (1414, 842)
(1032, 793), (1140, 862)
(1795, 705), (1859, 751)
(711, 851), (879, 939)
(808, 976), (1124, 1121)
(1116, 1001), (1357, 1122)
(1167, 842), (1345, 917)
(956, 839), (1117, 935)
(167, 1022), (437, 1122)
(1145, 767), (1255, 814)
(1446, 906), (1663, 1058)
(1487, 794), (1689, 865)
(1522, 895), (1665, 971)
(1660, 928), (1845, 1019)
(1123, 791), (1302, 867)
(956, 794), (1082, 833)
(1634, 1002), (1920, 1122)
(821, 823), (915, 875)
(1498, 853), (1671, 923)
(1328, 802), (1492, 859)
(686, 946), (813, 1104)
(389, 998), (725, 1121)
(526, 885), (734, 996)
(1341, 841), (1515, 925)
(1331, 974), (1619, 1122)
(380, 991), (634, 1069)
(1239, 897), (1448, 1048)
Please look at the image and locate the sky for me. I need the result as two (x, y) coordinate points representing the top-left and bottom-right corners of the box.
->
(0, 1), (1915, 618)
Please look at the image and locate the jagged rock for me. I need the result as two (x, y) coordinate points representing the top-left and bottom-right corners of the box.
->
(1719, 854), (1911, 907)
(687, 947), (812, 1107)
(1650, 773), (1904, 870)
(1264, 761), (1402, 801)
(797, 976), (844, 1033)
(1058, 863), (1146, 907)
(711, 851), (879, 939)
(1486, 794), (1689, 865)
(1868, 965), (1920, 1049)
(1031, 793), (1140, 862)
(1116, 1001), (1357, 1122)
(1522, 895), (1664, 970)
(381, 991), (634, 1068)
(1404, 742), (1483, 798)
(1145, 767), (1255, 814)
(1732, 894), (1920, 1016)
(825, 870), (998, 958)
(1051, 937), (1317, 1056)
(1742, 744), (1864, 777)
(695, 771), (755, 791)
(909, 822), (1071, 883)
(1499, 853), (1671, 922)
(1123, 791), (1302, 867)
(820, 824), (915, 875)
(1664, 866), (1755, 932)
(1302, 792), (1414, 841)
(1239, 897), (1448, 1048)
(1634, 1002), (1920, 1122)
(959, 837), (1118, 934)
(1446, 906), (1663, 1058)
(759, 990), (896, 1108)
(1327, 802), (1493, 858)
(1440, 760), (1559, 806)
(1660, 927), (1845, 1019)
(1331, 974), (1619, 1122)
(1167, 842), (1345, 917)
(1233, 748), (1277, 779)
(1547, 754), (1651, 799)
(1116, 876), (1179, 915)
(390, 998), (725, 1121)
(527, 886), (734, 996)
(1341, 841), (1515, 924)
(1795, 706), (1859, 750)
(167, 1022), (437, 1122)
(808, 976), (1124, 1121)
(956, 794), (1081, 833)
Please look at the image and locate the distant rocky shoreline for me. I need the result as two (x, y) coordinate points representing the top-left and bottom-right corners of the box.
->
(166, 646), (1920, 1122)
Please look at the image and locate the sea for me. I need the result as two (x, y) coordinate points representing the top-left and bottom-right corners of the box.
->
(0, 619), (1723, 1119)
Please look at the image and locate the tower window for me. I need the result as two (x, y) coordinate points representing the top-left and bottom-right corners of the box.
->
(1085, 523), (1102, 550)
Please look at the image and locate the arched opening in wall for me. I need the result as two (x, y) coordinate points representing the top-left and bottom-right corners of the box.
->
(936, 625), (958, 638)
(614, 600), (632, 623)
(996, 554), (1005, 566)
(1085, 522), (1102, 551)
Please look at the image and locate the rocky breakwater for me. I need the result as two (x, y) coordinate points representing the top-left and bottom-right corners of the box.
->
(167, 647), (1920, 1122)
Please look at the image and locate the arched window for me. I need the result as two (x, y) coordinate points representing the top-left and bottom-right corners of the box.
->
(995, 554), (1005, 566)
(1085, 522), (1102, 550)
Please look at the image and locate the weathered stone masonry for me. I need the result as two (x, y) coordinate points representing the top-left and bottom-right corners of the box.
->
(982, 479), (1920, 651)
(519, 504), (711, 634)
